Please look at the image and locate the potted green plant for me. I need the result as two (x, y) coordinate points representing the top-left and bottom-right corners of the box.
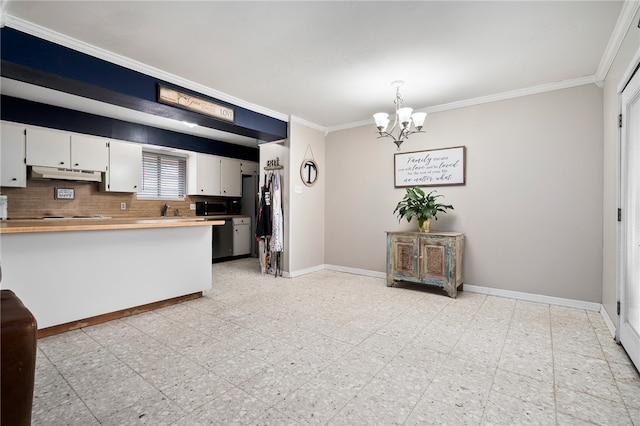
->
(393, 187), (454, 232)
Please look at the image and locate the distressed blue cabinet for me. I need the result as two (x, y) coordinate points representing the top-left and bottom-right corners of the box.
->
(386, 231), (464, 298)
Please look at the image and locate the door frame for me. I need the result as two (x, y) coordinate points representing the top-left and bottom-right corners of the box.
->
(617, 45), (640, 343)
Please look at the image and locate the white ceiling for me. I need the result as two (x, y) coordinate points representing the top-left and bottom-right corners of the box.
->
(1, 1), (633, 144)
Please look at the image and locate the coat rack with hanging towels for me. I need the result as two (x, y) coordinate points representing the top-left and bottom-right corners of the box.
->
(256, 158), (284, 277)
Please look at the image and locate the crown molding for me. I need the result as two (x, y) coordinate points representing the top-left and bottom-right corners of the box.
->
(3, 14), (289, 122)
(4, 9), (628, 138)
(0, 0), (8, 28)
(328, 75), (598, 134)
(596, 0), (640, 82)
(328, 118), (373, 133)
(290, 115), (328, 135)
(423, 75), (598, 114)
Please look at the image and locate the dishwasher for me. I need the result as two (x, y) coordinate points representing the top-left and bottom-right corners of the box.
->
(212, 219), (233, 260)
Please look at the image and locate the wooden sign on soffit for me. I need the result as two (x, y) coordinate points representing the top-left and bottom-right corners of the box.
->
(157, 85), (235, 123)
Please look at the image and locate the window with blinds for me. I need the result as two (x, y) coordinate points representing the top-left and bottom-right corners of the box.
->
(138, 151), (186, 200)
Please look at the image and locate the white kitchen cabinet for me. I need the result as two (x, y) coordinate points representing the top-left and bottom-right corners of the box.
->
(233, 217), (251, 256)
(240, 160), (258, 175)
(70, 134), (108, 172)
(187, 152), (221, 196)
(1, 122), (27, 187)
(26, 126), (108, 171)
(188, 154), (242, 197)
(220, 157), (242, 197)
(102, 140), (142, 192)
(26, 126), (70, 168)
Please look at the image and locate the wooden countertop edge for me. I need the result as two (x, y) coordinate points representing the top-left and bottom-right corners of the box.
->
(0, 218), (225, 234)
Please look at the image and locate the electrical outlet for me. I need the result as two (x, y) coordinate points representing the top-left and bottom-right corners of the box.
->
(120, 202), (126, 210)
(190, 203), (196, 210)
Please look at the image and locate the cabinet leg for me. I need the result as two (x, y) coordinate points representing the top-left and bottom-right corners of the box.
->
(446, 284), (457, 298)
(386, 278), (394, 287)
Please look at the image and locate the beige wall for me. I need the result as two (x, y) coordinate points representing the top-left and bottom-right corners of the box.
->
(326, 84), (604, 302)
(288, 120), (326, 274)
(602, 8), (640, 325)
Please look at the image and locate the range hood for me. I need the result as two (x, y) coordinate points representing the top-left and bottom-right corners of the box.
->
(29, 166), (102, 182)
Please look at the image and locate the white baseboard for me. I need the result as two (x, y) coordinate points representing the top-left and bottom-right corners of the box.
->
(324, 264), (386, 279)
(287, 264), (325, 278)
(320, 264), (602, 312)
(291, 264), (603, 313)
(600, 304), (617, 338)
(463, 283), (601, 311)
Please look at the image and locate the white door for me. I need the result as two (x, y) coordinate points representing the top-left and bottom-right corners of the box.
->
(620, 67), (640, 370)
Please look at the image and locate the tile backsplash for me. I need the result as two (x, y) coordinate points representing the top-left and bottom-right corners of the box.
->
(0, 180), (233, 219)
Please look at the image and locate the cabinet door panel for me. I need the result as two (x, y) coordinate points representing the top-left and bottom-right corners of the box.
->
(71, 134), (108, 171)
(107, 140), (141, 192)
(1, 122), (26, 187)
(419, 239), (447, 281)
(240, 161), (258, 175)
(233, 222), (251, 256)
(26, 127), (70, 168)
(187, 153), (220, 196)
(220, 157), (242, 197)
(392, 236), (418, 278)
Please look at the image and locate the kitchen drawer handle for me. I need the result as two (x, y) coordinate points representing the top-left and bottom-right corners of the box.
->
(59, 161), (65, 165)
(74, 163), (79, 167)
(11, 178), (16, 181)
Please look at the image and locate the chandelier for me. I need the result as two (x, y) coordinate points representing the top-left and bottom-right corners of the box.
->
(373, 80), (427, 150)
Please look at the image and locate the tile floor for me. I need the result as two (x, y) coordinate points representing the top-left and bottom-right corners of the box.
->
(32, 258), (640, 425)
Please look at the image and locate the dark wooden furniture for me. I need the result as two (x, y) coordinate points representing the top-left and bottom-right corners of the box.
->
(1, 289), (37, 426)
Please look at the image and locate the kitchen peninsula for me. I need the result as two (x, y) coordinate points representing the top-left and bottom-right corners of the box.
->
(0, 217), (222, 336)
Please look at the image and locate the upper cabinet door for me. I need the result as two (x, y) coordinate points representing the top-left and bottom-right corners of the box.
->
(187, 153), (221, 196)
(240, 161), (258, 175)
(71, 134), (108, 172)
(26, 127), (71, 168)
(220, 157), (242, 197)
(1, 122), (27, 187)
(105, 140), (142, 192)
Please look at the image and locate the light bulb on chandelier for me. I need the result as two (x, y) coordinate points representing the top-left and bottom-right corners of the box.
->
(373, 80), (427, 150)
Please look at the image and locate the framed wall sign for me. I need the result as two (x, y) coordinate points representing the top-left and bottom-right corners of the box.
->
(158, 85), (235, 122)
(394, 146), (466, 187)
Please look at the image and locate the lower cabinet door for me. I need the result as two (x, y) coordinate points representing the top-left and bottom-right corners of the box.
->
(233, 219), (251, 256)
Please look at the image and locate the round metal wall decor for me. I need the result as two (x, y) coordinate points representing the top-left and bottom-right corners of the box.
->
(300, 159), (319, 187)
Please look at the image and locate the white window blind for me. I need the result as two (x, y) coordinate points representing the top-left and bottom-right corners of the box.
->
(138, 151), (186, 200)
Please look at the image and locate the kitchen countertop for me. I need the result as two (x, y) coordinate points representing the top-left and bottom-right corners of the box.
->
(0, 217), (225, 234)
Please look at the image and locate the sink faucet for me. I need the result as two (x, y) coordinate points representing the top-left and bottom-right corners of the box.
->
(161, 203), (170, 216)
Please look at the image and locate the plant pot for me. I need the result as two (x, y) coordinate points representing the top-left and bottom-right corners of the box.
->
(419, 218), (432, 233)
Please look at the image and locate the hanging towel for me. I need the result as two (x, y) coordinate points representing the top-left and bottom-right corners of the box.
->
(270, 172), (284, 252)
(256, 174), (272, 238)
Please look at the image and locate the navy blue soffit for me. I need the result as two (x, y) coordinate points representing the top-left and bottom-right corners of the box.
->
(0, 27), (287, 143)
(1, 95), (259, 162)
